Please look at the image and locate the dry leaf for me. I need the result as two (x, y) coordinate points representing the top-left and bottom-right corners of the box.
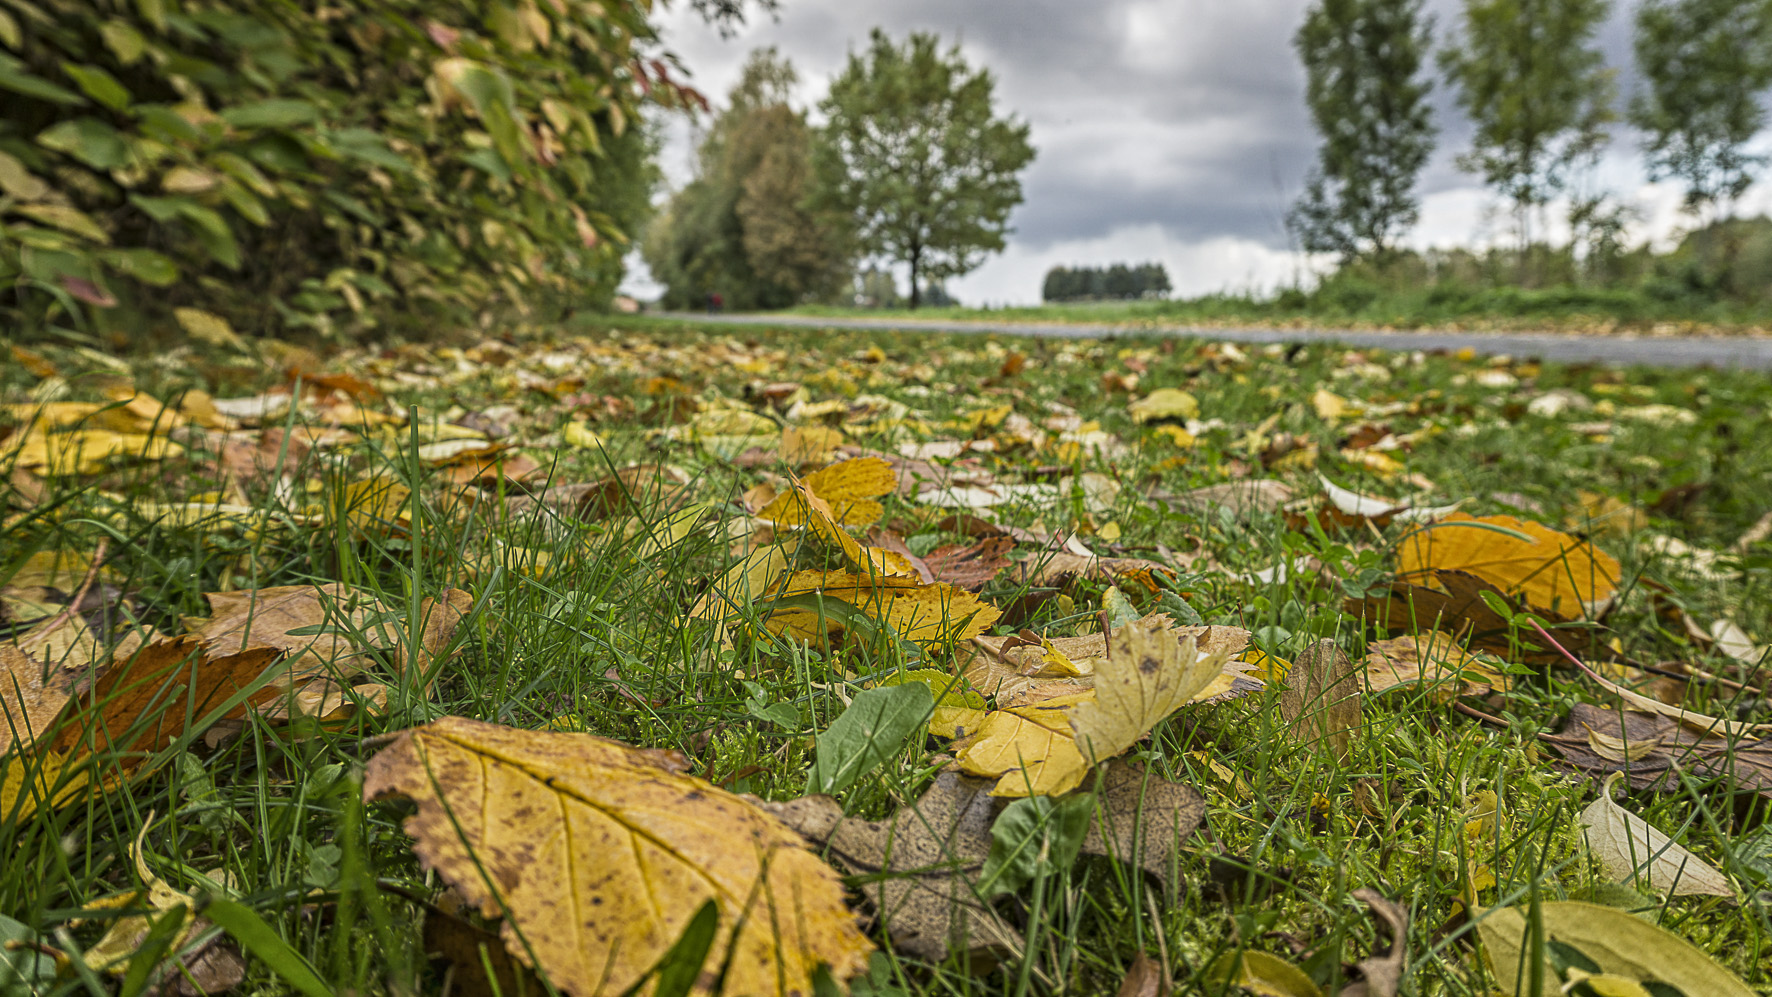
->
(957, 619), (1237, 797)
(1543, 703), (1772, 797)
(51, 637), (285, 757)
(363, 717), (872, 997)
(1117, 952), (1169, 997)
(1350, 569), (1585, 663)
(1278, 640), (1361, 760)
(765, 570), (1001, 649)
(1578, 772), (1733, 897)
(959, 616), (1253, 708)
(1339, 889), (1407, 997)
(923, 536), (1015, 591)
(761, 773), (1020, 962)
(1360, 631), (1507, 700)
(760, 456), (896, 528)
(1477, 901), (1755, 997)
(1396, 513), (1620, 618)
(193, 583), (390, 679)
(1, 644), (72, 752)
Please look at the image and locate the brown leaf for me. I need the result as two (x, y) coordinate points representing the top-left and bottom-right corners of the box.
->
(1009, 550), (1173, 590)
(193, 583), (390, 680)
(1079, 762), (1205, 887)
(1279, 640), (1361, 760)
(763, 773), (1020, 962)
(1348, 569), (1589, 663)
(1339, 889), (1407, 997)
(1360, 631), (1509, 700)
(50, 637), (285, 756)
(1542, 703), (1772, 798)
(1117, 952), (1170, 997)
(363, 717), (871, 997)
(924, 536), (1015, 591)
(422, 909), (541, 997)
(144, 931), (246, 997)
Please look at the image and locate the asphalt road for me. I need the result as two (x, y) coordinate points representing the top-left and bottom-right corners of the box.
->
(667, 312), (1772, 371)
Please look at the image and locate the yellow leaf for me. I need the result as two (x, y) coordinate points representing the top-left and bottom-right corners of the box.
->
(765, 571), (1000, 649)
(173, 308), (247, 351)
(779, 425), (845, 466)
(763, 477), (918, 579)
(4, 428), (182, 476)
(1127, 388), (1198, 424)
(362, 717), (872, 997)
(955, 694), (1094, 797)
(560, 421), (604, 449)
(1397, 513), (1621, 617)
(929, 705), (989, 738)
(1311, 388), (1349, 421)
(761, 456), (896, 527)
(1070, 618), (1238, 766)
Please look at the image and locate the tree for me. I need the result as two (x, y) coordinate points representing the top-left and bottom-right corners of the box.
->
(642, 48), (850, 310)
(1440, 0), (1615, 256)
(1289, 0), (1437, 264)
(1630, 0), (1772, 223)
(815, 30), (1034, 308)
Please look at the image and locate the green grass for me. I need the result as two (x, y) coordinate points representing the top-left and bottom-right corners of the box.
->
(783, 280), (1772, 335)
(3, 319), (1771, 996)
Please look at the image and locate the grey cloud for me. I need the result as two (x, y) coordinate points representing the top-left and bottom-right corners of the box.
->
(654, 0), (1709, 256)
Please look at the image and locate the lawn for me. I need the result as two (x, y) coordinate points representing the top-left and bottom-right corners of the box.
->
(785, 286), (1772, 337)
(3, 318), (1770, 997)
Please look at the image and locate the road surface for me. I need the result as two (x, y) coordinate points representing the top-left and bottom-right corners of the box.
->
(666, 312), (1772, 371)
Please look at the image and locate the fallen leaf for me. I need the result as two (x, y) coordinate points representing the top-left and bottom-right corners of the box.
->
(923, 536), (1015, 591)
(1206, 950), (1324, 997)
(959, 616), (1254, 708)
(1, 644), (72, 752)
(51, 637), (285, 757)
(761, 456), (896, 527)
(191, 583), (391, 679)
(1543, 703), (1772, 797)
(363, 717), (872, 997)
(1339, 889), (1407, 997)
(760, 773), (1021, 961)
(1278, 640), (1361, 760)
(1116, 952), (1169, 997)
(1476, 901), (1754, 997)
(1349, 569), (1585, 663)
(1360, 631), (1508, 700)
(1147, 480), (1295, 519)
(1127, 388), (1199, 424)
(1396, 514), (1619, 618)
(764, 571), (1001, 649)
(1578, 772), (1733, 897)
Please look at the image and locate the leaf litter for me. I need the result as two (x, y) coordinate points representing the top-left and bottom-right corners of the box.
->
(4, 326), (1771, 993)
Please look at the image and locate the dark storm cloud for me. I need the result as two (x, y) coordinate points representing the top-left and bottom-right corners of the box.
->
(655, 0), (1662, 253)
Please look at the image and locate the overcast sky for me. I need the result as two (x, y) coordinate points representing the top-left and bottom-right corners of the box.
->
(620, 0), (1772, 305)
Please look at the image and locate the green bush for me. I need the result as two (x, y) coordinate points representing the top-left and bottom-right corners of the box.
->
(0, 0), (662, 342)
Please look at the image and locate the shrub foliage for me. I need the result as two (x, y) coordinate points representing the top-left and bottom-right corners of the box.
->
(0, 0), (667, 341)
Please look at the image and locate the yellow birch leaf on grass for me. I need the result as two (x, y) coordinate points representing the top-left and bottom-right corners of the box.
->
(955, 695), (1093, 797)
(363, 717), (872, 997)
(764, 477), (919, 579)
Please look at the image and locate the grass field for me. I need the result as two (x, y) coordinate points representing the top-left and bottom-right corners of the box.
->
(786, 284), (1772, 337)
(3, 318), (1771, 996)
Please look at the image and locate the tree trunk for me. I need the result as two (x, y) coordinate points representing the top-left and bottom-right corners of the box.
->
(908, 246), (921, 309)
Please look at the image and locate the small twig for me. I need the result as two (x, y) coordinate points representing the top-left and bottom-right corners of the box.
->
(1450, 699), (1556, 741)
(20, 538), (110, 652)
(1634, 659), (1760, 698)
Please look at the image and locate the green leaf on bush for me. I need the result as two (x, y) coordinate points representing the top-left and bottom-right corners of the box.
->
(222, 98), (319, 129)
(98, 247), (179, 286)
(100, 20), (147, 65)
(0, 10), (20, 50)
(433, 58), (526, 170)
(0, 150), (49, 201)
(12, 203), (110, 243)
(38, 117), (129, 169)
(61, 62), (131, 111)
(1, 54), (85, 105)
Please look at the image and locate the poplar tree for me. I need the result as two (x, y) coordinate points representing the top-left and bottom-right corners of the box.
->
(1288, 0), (1438, 264)
(1631, 0), (1772, 222)
(1440, 0), (1615, 254)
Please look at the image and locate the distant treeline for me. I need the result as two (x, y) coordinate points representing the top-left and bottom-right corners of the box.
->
(1041, 263), (1173, 302)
